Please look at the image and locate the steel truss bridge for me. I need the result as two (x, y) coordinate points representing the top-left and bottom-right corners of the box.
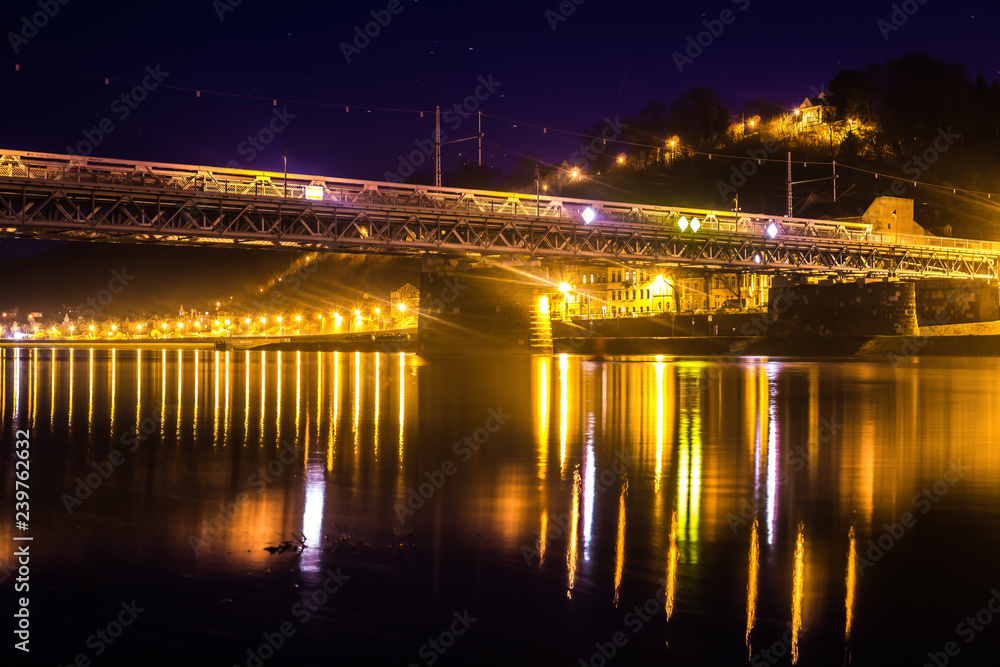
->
(0, 149), (997, 279)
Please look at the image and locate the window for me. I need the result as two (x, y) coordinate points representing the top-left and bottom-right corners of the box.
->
(582, 275), (587, 285)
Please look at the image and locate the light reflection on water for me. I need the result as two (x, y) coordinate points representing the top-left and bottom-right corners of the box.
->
(3, 350), (1000, 664)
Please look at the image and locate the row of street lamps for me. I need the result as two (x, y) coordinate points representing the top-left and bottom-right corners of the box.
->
(9, 303), (415, 340)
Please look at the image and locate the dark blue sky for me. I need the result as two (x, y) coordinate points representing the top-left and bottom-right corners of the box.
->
(0, 0), (998, 184)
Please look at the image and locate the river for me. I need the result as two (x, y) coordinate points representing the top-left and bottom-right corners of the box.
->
(2, 348), (999, 666)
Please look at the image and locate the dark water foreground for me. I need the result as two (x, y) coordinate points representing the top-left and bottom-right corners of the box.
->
(2, 349), (1000, 666)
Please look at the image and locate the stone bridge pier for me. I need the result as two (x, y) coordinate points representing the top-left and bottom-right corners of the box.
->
(416, 256), (555, 355)
(768, 276), (1000, 336)
(768, 277), (919, 336)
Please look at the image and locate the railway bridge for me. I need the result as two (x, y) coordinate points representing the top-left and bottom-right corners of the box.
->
(1, 149), (997, 351)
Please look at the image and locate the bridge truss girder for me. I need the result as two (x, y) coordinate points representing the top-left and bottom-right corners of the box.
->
(0, 178), (995, 280)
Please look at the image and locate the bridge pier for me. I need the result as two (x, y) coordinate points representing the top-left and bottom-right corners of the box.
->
(768, 277), (918, 336)
(416, 257), (553, 355)
(913, 278), (999, 326)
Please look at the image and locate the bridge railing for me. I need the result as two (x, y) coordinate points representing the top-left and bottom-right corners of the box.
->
(4, 149), (999, 255)
(0, 150), (869, 237)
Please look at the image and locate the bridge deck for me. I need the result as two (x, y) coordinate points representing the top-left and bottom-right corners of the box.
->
(0, 149), (996, 279)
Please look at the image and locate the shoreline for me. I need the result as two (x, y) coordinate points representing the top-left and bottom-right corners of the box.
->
(554, 334), (1000, 357)
(4, 333), (1000, 357)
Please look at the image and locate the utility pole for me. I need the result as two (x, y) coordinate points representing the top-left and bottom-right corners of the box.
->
(282, 149), (287, 197)
(434, 106), (442, 188)
(786, 152), (792, 218)
(535, 162), (540, 216)
(832, 160), (837, 202)
(435, 107), (485, 187)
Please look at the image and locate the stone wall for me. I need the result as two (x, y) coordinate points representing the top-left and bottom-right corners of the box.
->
(768, 278), (918, 336)
(914, 279), (999, 326)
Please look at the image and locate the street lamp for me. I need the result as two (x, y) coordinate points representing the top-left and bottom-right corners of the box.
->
(559, 282), (571, 321)
(653, 275), (667, 312)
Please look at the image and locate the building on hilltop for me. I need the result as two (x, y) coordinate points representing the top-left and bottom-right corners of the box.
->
(796, 93), (836, 126)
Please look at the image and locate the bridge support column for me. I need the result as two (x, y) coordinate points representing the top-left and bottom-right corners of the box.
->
(913, 278), (999, 326)
(768, 277), (918, 336)
(417, 257), (554, 355)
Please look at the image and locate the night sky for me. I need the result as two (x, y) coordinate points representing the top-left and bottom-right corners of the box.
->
(0, 0), (998, 238)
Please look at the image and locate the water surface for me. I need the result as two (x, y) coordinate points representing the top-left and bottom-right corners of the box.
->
(2, 349), (1000, 665)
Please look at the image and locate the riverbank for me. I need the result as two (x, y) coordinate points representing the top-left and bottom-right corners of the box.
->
(553, 333), (1000, 357)
(4, 327), (1000, 357)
